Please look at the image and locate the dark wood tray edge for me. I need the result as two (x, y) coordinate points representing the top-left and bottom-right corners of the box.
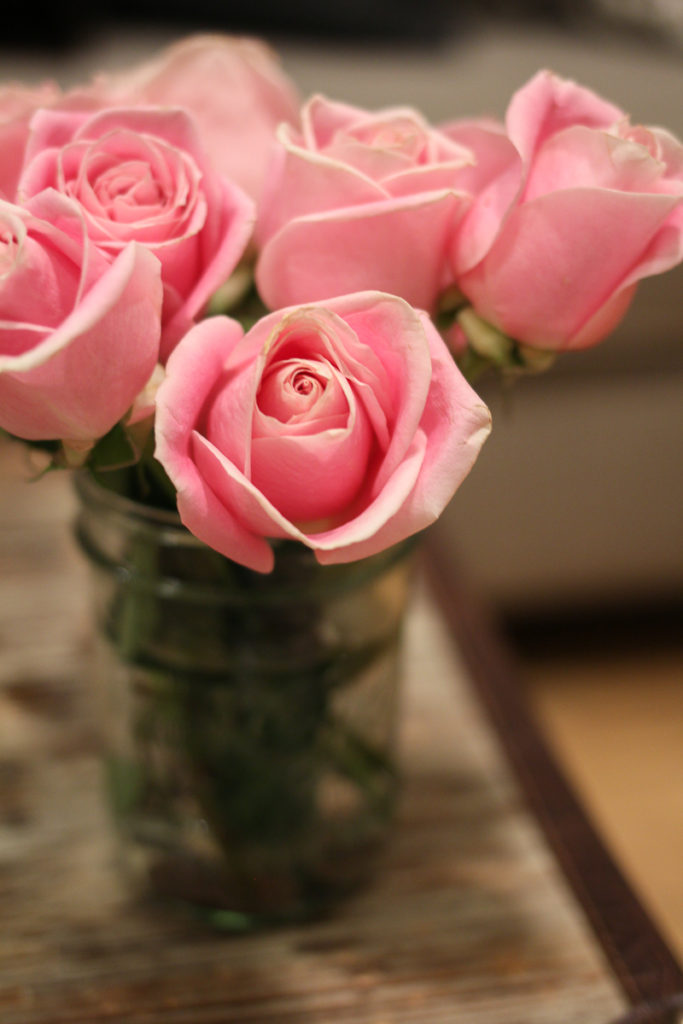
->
(422, 530), (683, 1023)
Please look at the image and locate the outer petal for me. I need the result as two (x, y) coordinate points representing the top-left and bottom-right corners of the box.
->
(331, 292), (433, 494)
(303, 94), (375, 149)
(155, 314), (246, 465)
(0, 242), (162, 440)
(460, 187), (681, 349)
(191, 430), (306, 546)
(565, 285), (636, 351)
(187, 426), (417, 559)
(76, 106), (206, 156)
(176, 462), (275, 573)
(256, 124), (387, 246)
(506, 70), (624, 165)
(256, 190), (467, 311)
(154, 315), (274, 571)
(0, 200), (82, 347)
(443, 121), (524, 276)
(382, 159), (476, 199)
(524, 125), (677, 201)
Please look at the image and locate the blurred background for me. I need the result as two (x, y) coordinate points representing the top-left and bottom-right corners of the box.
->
(3, 0), (683, 957)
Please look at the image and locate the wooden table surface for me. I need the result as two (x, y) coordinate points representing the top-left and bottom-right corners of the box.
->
(0, 436), (674, 1023)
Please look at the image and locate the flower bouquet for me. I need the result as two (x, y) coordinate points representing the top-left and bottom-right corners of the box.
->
(1, 36), (681, 925)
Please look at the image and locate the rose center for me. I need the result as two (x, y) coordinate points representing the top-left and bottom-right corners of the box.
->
(373, 127), (412, 150)
(349, 117), (424, 161)
(257, 361), (330, 422)
(292, 370), (316, 395)
(92, 161), (166, 215)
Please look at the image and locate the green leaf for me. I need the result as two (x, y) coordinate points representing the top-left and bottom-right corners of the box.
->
(89, 422), (141, 473)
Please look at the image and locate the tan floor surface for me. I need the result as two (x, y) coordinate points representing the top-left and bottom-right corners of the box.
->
(523, 650), (683, 962)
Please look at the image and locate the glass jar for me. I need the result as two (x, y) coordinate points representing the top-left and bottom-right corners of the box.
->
(74, 472), (416, 928)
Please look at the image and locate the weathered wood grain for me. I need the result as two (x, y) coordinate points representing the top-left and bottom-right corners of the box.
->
(0, 437), (628, 1023)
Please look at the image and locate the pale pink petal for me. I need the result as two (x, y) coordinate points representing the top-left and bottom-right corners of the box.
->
(564, 285), (636, 350)
(256, 190), (467, 311)
(383, 162), (475, 198)
(329, 292), (433, 494)
(256, 125), (386, 246)
(524, 125), (674, 201)
(303, 94), (372, 149)
(460, 188), (680, 349)
(441, 122), (524, 274)
(73, 106), (205, 156)
(191, 430), (304, 543)
(250, 391), (373, 523)
(176, 464), (275, 573)
(255, 358), (348, 426)
(310, 435), (427, 560)
(506, 70), (624, 164)
(313, 314), (491, 562)
(0, 242), (162, 440)
(156, 314), (246, 466)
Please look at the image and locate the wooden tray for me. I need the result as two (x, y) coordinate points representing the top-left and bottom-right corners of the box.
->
(1, 439), (680, 1023)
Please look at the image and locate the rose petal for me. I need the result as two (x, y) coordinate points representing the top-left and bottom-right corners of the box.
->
(524, 125), (671, 202)
(506, 69), (624, 164)
(157, 314), (248, 468)
(314, 312), (491, 561)
(460, 187), (681, 348)
(0, 241), (162, 440)
(256, 123), (386, 246)
(257, 190), (467, 311)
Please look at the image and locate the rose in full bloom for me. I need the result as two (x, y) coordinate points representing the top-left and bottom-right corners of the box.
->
(448, 70), (683, 351)
(0, 191), (162, 442)
(91, 34), (301, 203)
(155, 292), (491, 572)
(255, 96), (476, 312)
(16, 106), (255, 358)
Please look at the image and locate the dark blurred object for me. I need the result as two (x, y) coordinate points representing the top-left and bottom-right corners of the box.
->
(6, 2), (84, 48)
(5, 0), (599, 51)
(102, 0), (456, 42)
(5, 0), (681, 51)
(503, 595), (683, 659)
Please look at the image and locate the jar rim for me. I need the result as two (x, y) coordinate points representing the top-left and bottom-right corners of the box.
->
(73, 470), (419, 599)
(74, 470), (187, 530)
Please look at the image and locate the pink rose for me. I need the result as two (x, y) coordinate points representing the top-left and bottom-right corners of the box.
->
(450, 71), (683, 351)
(255, 96), (475, 312)
(17, 106), (254, 359)
(0, 81), (60, 200)
(155, 292), (491, 572)
(0, 191), (162, 442)
(92, 34), (300, 203)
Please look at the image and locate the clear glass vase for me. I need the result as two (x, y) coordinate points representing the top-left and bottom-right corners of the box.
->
(74, 472), (416, 928)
